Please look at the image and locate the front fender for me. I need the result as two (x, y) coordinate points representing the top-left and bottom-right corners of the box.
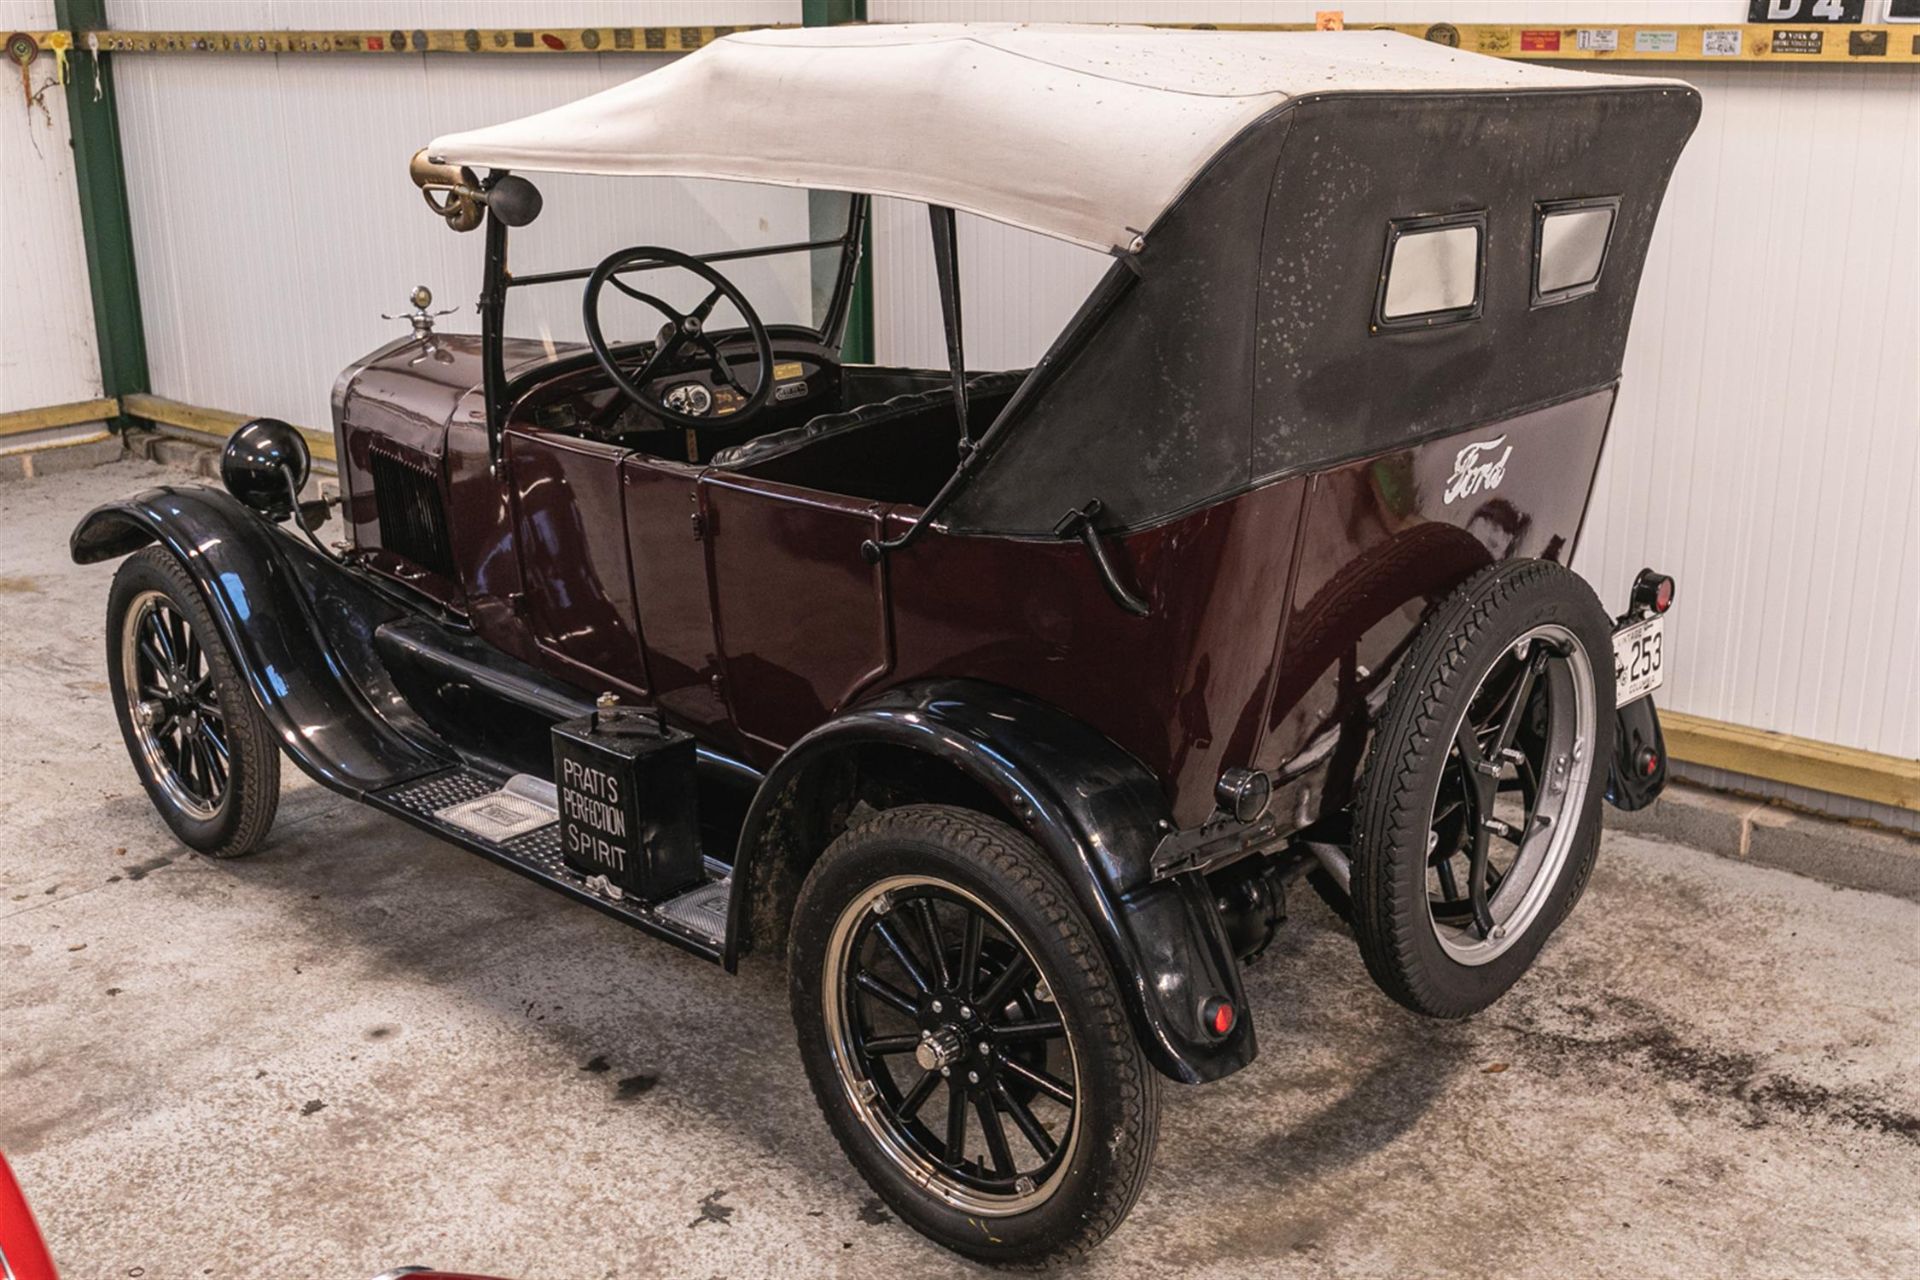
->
(71, 485), (447, 795)
(731, 680), (1254, 1084)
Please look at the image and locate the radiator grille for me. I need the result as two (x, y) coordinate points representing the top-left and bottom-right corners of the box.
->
(368, 442), (455, 578)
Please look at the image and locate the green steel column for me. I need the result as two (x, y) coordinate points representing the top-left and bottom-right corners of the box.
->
(57, 0), (149, 427)
(801, 0), (864, 22)
(804, 0), (873, 363)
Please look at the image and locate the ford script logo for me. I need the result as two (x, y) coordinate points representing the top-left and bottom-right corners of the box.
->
(1444, 435), (1512, 505)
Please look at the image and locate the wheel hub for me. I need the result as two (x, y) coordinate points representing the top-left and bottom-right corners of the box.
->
(915, 1026), (964, 1072)
(918, 1001), (1003, 1081)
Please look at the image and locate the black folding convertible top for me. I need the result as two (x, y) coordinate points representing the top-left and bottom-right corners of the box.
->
(946, 84), (1700, 536)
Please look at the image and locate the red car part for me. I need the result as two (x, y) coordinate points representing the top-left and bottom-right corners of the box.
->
(0, 1153), (58, 1280)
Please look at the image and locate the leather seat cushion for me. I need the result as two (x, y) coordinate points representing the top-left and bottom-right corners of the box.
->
(711, 369), (1028, 469)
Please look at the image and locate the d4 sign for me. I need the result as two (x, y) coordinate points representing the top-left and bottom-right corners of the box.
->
(1749, 0), (1867, 21)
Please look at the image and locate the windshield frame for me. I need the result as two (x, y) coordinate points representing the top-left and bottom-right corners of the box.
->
(479, 181), (869, 456)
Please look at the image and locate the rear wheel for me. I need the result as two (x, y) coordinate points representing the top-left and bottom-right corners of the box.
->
(1352, 559), (1613, 1018)
(789, 805), (1157, 1268)
(106, 547), (280, 857)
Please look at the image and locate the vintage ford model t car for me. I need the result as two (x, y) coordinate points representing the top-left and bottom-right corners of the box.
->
(72, 25), (1695, 1265)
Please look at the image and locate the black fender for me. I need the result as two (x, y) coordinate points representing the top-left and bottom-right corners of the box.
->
(1606, 695), (1668, 811)
(70, 485), (448, 795)
(728, 679), (1254, 1084)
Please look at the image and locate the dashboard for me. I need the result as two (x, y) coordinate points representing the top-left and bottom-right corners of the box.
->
(515, 333), (843, 464)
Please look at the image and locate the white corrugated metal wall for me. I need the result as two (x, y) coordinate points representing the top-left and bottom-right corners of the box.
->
(869, 0), (1920, 821)
(107, 0), (803, 432)
(0, 0), (103, 418)
(1586, 57), (1917, 824)
(16, 1), (1914, 817)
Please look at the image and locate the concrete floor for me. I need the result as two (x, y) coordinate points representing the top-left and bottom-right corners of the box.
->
(4, 459), (1918, 1279)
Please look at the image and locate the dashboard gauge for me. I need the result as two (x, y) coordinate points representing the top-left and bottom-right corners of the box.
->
(662, 381), (714, 417)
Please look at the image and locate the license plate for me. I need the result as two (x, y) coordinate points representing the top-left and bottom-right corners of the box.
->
(1612, 615), (1665, 707)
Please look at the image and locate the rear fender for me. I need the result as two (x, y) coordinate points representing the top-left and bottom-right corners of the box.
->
(730, 679), (1254, 1084)
(70, 485), (447, 795)
(1607, 695), (1668, 811)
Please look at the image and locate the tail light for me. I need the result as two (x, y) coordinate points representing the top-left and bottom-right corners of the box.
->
(1214, 767), (1273, 824)
(1630, 569), (1675, 615)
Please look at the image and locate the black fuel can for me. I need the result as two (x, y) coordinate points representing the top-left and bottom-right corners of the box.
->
(551, 705), (701, 902)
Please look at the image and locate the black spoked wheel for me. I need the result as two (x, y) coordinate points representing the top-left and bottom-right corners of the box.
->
(1352, 560), (1612, 1018)
(122, 590), (231, 819)
(107, 547), (280, 857)
(791, 805), (1157, 1268)
(825, 876), (1079, 1213)
(1423, 622), (1596, 964)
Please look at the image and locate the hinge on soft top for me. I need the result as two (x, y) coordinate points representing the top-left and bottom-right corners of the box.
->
(1054, 499), (1150, 618)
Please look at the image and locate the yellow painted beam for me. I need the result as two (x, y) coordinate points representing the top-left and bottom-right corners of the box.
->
(1663, 711), (1920, 813)
(1159, 21), (1919, 64)
(0, 396), (119, 438)
(75, 25), (781, 55)
(0, 429), (112, 458)
(7, 30), (72, 55)
(123, 393), (335, 464)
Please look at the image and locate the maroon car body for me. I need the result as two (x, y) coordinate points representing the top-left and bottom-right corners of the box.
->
(337, 336), (1616, 835)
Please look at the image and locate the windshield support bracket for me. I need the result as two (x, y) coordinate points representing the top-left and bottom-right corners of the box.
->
(859, 253), (1140, 568)
(928, 205), (972, 455)
(479, 173), (511, 468)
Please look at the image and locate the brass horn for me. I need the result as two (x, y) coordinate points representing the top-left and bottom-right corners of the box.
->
(410, 148), (484, 232)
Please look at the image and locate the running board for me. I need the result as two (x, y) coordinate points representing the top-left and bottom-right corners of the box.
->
(368, 766), (729, 961)
(372, 616), (765, 796)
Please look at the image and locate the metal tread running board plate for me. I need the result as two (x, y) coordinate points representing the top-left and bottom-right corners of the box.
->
(369, 766), (728, 960)
(656, 879), (730, 940)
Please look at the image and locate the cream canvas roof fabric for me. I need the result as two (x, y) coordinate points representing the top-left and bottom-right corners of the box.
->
(429, 24), (1678, 253)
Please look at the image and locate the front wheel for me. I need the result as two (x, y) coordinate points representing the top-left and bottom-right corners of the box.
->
(789, 805), (1157, 1268)
(106, 546), (281, 857)
(1351, 559), (1614, 1019)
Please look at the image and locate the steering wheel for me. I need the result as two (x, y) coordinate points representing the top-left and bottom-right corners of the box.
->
(582, 246), (776, 429)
